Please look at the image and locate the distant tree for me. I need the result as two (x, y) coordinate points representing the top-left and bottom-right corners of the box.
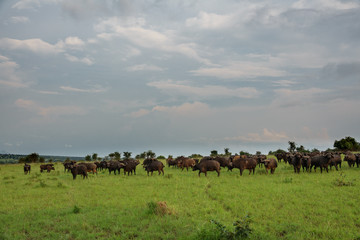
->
(210, 150), (218, 157)
(123, 152), (132, 160)
(157, 155), (165, 160)
(168, 155), (173, 159)
(85, 155), (91, 161)
(46, 158), (51, 163)
(114, 152), (121, 160)
(27, 153), (40, 163)
(334, 136), (360, 151)
(39, 157), (45, 163)
(256, 151), (261, 155)
(296, 145), (310, 153)
(240, 151), (250, 156)
(146, 150), (156, 159)
(92, 153), (98, 161)
(288, 141), (296, 153)
(108, 153), (115, 159)
(65, 157), (71, 163)
(189, 153), (203, 159)
(224, 148), (231, 156)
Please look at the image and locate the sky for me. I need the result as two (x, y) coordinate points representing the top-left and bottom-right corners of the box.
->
(0, 0), (360, 158)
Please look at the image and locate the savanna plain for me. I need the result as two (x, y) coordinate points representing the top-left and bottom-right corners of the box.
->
(1, 159), (360, 240)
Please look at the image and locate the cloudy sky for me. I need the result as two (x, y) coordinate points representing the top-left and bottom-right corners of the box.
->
(1, 0), (359, 157)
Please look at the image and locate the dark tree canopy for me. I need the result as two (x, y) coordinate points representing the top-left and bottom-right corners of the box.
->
(334, 136), (360, 151)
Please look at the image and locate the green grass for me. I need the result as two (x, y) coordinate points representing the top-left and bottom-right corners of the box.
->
(0, 161), (360, 239)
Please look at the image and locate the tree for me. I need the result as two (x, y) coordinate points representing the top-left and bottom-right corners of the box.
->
(114, 152), (121, 160)
(27, 153), (39, 163)
(224, 148), (231, 156)
(108, 153), (115, 159)
(92, 153), (98, 161)
(85, 155), (91, 161)
(334, 136), (360, 151)
(288, 141), (296, 153)
(146, 150), (156, 159)
(210, 150), (218, 157)
(123, 152), (132, 160)
(256, 151), (261, 155)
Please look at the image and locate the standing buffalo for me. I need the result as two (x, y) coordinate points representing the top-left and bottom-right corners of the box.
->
(40, 164), (55, 173)
(329, 153), (342, 171)
(310, 152), (332, 173)
(24, 163), (31, 174)
(192, 160), (220, 177)
(264, 158), (277, 174)
(344, 152), (356, 167)
(70, 164), (88, 180)
(108, 161), (125, 175)
(123, 159), (140, 175)
(144, 159), (165, 176)
(78, 162), (97, 174)
(177, 157), (196, 171)
(228, 157), (257, 176)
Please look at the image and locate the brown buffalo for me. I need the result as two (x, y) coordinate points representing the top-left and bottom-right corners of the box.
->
(78, 162), (97, 174)
(229, 157), (257, 176)
(192, 160), (220, 177)
(329, 153), (342, 171)
(264, 158), (277, 174)
(40, 164), (54, 173)
(24, 163), (31, 174)
(177, 157), (196, 171)
(344, 152), (356, 167)
(144, 160), (164, 176)
(123, 159), (140, 175)
(70, 164), (88, 180)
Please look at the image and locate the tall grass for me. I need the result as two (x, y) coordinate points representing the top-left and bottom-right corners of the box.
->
(0, 161), (359, 239)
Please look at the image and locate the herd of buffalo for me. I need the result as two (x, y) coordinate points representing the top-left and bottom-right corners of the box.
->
(22, 151), (360, 179)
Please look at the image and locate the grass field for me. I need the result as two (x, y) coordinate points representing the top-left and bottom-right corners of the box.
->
(1, 159), (360, 240)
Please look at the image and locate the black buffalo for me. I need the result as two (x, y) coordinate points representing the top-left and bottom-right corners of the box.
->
(70, 164), (88, 180)
(193, 160), (220, 177)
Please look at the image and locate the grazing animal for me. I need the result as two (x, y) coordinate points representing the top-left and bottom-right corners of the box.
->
(107, 161), (125, 175)
(40, 164), (54, 173)
(192, 160), (220, 177)
(301, 155), (311, 172)
(123, 159), (140, 175)
(144, 160), (165, 176)
(166, 157), (178, 168)
(24, 163), (31, 174)
(264, 158), (277, 174)
(78, 162), (97, 174)
(177, 157), (196, 171)
(329, 153), (342, 171)
(310, 152), (332, 173)
(344, 152), (356, 167)
(70, 164), (88, 180)
(229, 157), (257, 176)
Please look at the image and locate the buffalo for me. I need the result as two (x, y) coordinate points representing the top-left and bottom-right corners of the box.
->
(310, 152), (332, 173)
(40, 164), (54, 173)
(329, 153), (342, 171)
(344, 152), (356, 167)
(177, 157), (196, 171)
(78, 162), (97, 174)
(24, 163), (31, 174)
(229, 157), (257, 176)
(70, 164), (88, 180)
(264, 158), (277, 174)
(144, 159), (164, 176)
(192, 160), (220, 177)
(123, 159), (140, 175)
(108, 161), (125, 175)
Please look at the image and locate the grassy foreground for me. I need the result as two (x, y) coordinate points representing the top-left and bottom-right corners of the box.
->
(0, 160), (360, 240)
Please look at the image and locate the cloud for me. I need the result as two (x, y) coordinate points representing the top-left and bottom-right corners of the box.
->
(15, 98), (87, 117)
(292, 0), (359, 10)
(62, 36), (85, 50)
(127, 64), (163, 72)
(186, 11), (234, 29)
(64, 54), (94, 65)
(229, 128), (289, 143)
(10, 16), (30, 23)
(272, 88), (331, 107)
(60, 85), (107, 93)
(191, 61), (285, 79)
(94, 17), (212, 64)
(125, 109), (151, 118)
(0, 38), (63, 55)
(148, 80), (260, 99)
(0, 55), (29, 88)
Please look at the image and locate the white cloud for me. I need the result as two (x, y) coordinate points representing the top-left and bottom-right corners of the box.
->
(148, 80), (260, 99)
(94, 17), (212, 64)
(10, 16), (30, 23)
(15, 98), (88, 117)
(125, 109), (151, 118)
(63, 36), (85, 50)
(0, 55), (29, 88)
(127, 64), (163, 72)
(60, 85), (107, 93)
(186, 11), (234, 29)
(12, 0), (56, 10)
(0, 38), (63, 55)
(292, 0), (359, 10)
(191, 61), (285, 79)
(64, 53), (94, 65)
